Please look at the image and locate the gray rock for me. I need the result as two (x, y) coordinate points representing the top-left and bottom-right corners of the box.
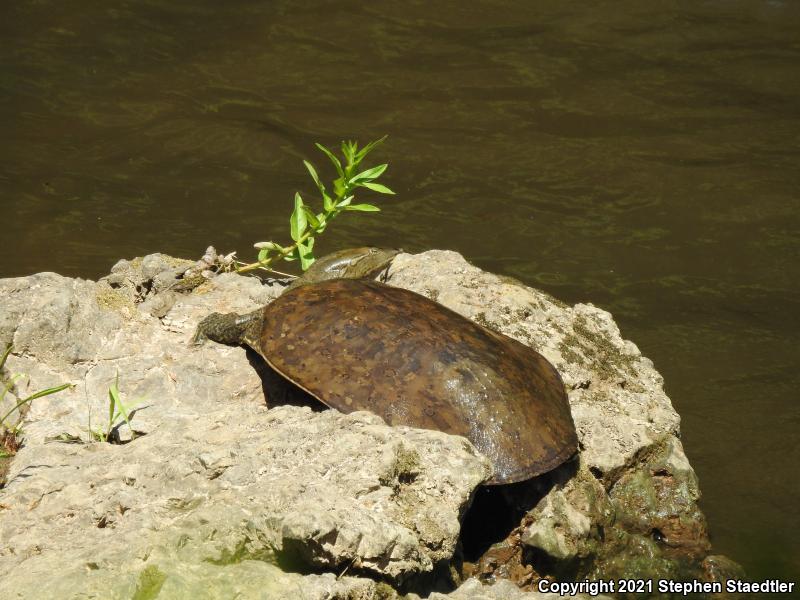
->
(0, 255), (491, 598)
(1, 552), (396, 599)
(385, 251), (732, 586)
(0, 405), (487, 597)
(0, 249), (737, 598)
(520, 460), (614, 561)
(386, 251), (681, 481)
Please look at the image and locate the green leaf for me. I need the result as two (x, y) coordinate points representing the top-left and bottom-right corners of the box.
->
(314, 212), (328, 233)
(109, 376), (119, 412)
(283, 248), (299, 261)
(254, 241), (283, 251)
(337, 195), (353, 208)
(349, 163), (388, 184)
(303, 160), (326, 197)
(0, 380), (72, 427)
(341, 140), (357, 166)
(322, 191), (334, 212)
(298, 237), (316, 271)
(108, 375), (120, 440)
(354, 135), (387, 163)
(289, 193), (307, 242)
(315, 143), (344, 178)
(20, 383), (73, 403)
(344, 203), (381, 212)
(333, 177), (347, 198)
(301, 206), (320, 228)
(257, 248), (269, 263)
(360, 182), (395, 195)
(114, 395), (140, 441)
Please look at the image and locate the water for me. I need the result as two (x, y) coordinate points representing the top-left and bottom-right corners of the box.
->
(2, 0), (799, 583)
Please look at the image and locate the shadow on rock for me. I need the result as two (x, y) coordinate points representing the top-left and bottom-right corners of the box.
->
(245, 347), (327, 412)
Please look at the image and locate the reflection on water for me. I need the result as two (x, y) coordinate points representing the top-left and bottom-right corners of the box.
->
(2, 0), (799, 581)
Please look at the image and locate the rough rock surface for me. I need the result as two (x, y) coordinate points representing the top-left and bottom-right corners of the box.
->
(0, 250), (738, 598)
(386, 252), (680, 479)
(385, 252), (739, 589)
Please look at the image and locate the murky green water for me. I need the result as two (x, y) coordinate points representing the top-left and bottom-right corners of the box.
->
(3, 0), (799, 583)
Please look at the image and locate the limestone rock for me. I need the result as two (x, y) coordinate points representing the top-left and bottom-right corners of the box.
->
(0, 405), (487, 596)
(387, 251), (680, 481)
(1, 556), (398, 600)
(0, 253), (489, 598)
(520, 461), (614, 561)
(0, 249), (739, 598)
(386, 251), (736, 590)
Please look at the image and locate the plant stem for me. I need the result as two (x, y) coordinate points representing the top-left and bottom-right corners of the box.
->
(232, 263), (296, 278)
(237, 197), (350, 274)
(236, 227), (317, 274)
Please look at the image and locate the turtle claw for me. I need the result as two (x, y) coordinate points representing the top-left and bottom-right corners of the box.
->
(190, 313), (221, 346)
(189, 326), (207, 346)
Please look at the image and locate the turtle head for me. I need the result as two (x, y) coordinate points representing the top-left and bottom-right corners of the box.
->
(331, 247), (401, 279)
(286, 247), (401, 292)
(191, 309), (263, 347)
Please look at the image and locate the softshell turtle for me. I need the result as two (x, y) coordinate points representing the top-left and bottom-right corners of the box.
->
(194, 249), (578, 484)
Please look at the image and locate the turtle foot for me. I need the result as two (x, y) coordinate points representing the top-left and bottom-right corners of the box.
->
(191, 310), (262, 346)
(192, 312), (240, 346)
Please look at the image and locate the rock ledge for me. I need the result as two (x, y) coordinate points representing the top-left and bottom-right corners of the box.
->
(0, 250), (740, 598)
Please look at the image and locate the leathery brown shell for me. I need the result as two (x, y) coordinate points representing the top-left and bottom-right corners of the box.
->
(256, 278), (578, 484)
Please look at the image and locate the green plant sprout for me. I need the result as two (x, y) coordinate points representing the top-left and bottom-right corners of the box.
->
(236, 136), (394, 274)
(90, 373), (142, 444)
(0, 344), (74, 456)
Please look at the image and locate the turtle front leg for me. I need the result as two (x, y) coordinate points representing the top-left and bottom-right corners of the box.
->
(191, 309), (262, 346)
